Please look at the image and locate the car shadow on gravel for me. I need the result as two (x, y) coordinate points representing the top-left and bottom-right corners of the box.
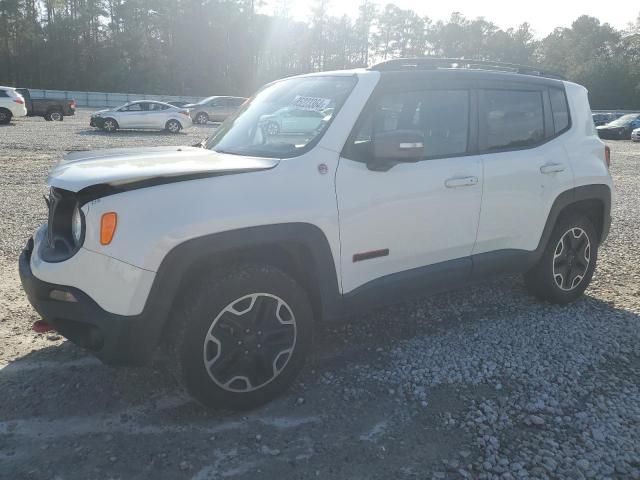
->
(2, 281), (637, 420)
(2, 281), (639, 478)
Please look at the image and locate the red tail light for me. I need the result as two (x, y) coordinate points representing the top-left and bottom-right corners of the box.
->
(604, 145), (611, 168)
(13, 98), (24, 104)
(70, 100), (77, 109)
(180, 110), (190, 117)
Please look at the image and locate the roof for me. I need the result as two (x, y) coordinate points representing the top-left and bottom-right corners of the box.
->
(369, 58), (566, 81)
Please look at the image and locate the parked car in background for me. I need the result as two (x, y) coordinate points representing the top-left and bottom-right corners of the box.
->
(0, 86), (27, 124)
(632, 127), (640, 142)
(16, 88), (76, 121)
(185, 96), (246, 124)
(596, 113), (640, 140)
(89, 100), (192, 133)
(592, 112), (617, 127)
(164, 100), (192, 108)
(259, 107), (328, 135)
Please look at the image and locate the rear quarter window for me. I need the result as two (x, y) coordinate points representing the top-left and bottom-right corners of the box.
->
(481, 89), (544, 151)
(0, 90), (9, 98)
(549, 88), (570, 133)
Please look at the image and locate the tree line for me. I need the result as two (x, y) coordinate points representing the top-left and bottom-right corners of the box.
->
(1, 1), (639, 109)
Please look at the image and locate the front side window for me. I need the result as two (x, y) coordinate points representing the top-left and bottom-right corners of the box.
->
(481, 90), (544, 150)
(121, 103), (143, 112)
(206, 76), (357, 158)
(349, 89), (470, 160)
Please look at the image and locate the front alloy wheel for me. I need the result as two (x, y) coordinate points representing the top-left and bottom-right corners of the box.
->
(102, 119), (117, 132)
(203, 293), (296, 393)
(175, 264), (313, 410)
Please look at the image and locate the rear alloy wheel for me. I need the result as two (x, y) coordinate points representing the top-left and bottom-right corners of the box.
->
(166, 119), (181, 134)
(552, 227), (591, 291)
(175, 264), (313, 410)
(102, 118), (118, 132)
(48, 110), (63, 121)
(524, 214), (598, 304)
(195, 112), (209, 124)
(0, 109), (12, 124)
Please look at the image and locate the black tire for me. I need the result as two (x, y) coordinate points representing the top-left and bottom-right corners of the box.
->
(195, 112), (209, 124)
(524, 214), (598, 304)
(102, 118), (118, 132)
(166, 119), (182, 133)
(44, 113), (52, 121)
(0, 109), (12, 124)
(173, 264), (313, 410)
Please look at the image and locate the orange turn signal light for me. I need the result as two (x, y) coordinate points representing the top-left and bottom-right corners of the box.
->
(100, 212), (118, 245)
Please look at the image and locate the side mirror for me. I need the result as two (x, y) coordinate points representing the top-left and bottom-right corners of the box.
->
(368, 130), (424, 171)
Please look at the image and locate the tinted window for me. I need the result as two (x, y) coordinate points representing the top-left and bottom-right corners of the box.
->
(482, 90), (544, 150)
(549, 88), (569, 133)
(350, 89), (469, 159)
(122, 103), (142, 111)
(0, 90), (8, 98)
(148, 103), (169, 111)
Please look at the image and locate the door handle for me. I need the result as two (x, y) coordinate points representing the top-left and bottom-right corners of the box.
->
(445, 176), (478, 188)
(540, 163), (565, 174)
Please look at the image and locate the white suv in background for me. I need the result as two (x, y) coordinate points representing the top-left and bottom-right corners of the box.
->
(20, 59), (613, 410)
(0, 86), (27, 124)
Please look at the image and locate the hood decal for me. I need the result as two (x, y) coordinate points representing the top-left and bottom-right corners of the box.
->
(75, 166), (275, 204)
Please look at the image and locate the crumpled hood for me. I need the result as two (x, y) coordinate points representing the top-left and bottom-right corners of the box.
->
(48, 146), (279, 192)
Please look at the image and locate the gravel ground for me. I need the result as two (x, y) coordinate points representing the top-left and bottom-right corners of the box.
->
(1, 111), (639, 479)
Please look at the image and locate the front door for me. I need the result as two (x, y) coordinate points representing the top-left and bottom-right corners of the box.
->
(336, 87), (483, 294)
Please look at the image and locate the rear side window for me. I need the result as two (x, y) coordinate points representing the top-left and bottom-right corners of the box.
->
(350, 89), (470, 159)
(549, 88), (570, 133)
(0, 90), (9, 98)
(481, 90), (544, 151)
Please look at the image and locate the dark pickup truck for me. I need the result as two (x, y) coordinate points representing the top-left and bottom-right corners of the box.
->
(16, 88), (76, 121)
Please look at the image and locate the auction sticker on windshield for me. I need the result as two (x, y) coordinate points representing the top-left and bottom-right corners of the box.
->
(291, 95), (331, 112)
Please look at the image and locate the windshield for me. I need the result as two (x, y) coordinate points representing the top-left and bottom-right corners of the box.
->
(205, 75), (357, 158)
(607, 114), (639, 127)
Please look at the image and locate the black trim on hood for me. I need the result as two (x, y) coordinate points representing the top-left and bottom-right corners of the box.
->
(75, 163), (278, 205)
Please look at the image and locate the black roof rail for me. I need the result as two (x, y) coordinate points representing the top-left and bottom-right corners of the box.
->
(369, 57), (566, 80)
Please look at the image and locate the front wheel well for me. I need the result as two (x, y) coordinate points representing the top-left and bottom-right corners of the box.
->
(162, 242), (325, 343)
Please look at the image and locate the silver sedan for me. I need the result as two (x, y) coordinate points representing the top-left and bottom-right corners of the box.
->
(90, 101), (193, 133)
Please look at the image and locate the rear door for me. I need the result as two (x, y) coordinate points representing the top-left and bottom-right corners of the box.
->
(336, 84), (483, 294)
(472, 85), (574, 262)
(146, 102), (170, 128)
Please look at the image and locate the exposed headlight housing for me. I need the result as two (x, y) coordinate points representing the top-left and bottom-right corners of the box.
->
(71, 205), (83, 246)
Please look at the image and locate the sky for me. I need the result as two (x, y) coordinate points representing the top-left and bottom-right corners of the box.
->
(266, 0), (637, 38)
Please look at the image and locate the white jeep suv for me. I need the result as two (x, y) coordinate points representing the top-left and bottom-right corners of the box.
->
(20, 59), (613, 410)
(0, 86), (27, 124)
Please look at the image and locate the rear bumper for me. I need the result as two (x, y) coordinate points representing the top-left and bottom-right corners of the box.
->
(11, 104), (28, 117)
(19, 239), (159, 366)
